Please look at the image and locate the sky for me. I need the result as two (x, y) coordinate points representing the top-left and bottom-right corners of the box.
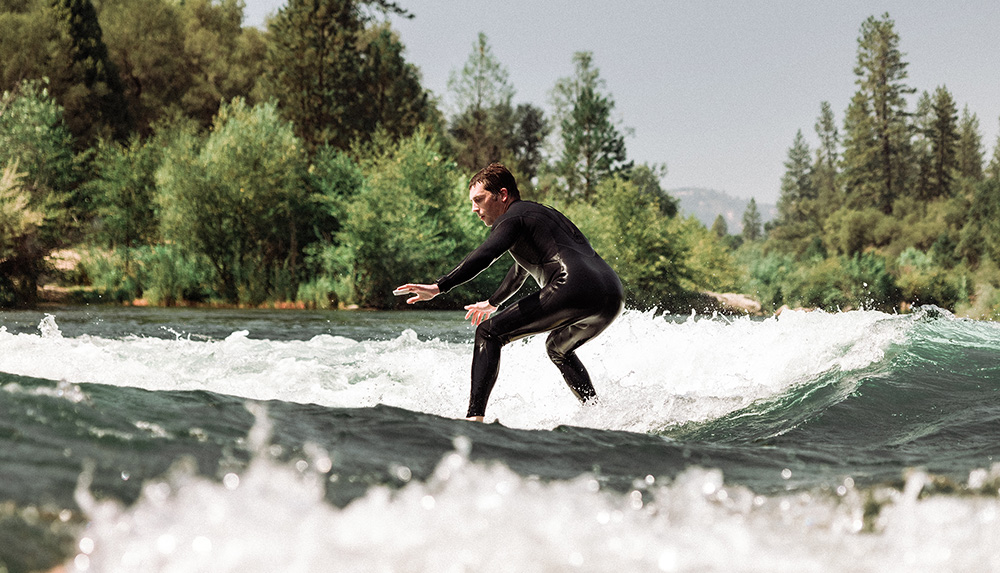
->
(243, 1), (1000, 205)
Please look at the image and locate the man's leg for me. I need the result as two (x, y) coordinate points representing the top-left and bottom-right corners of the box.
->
(466, 292), (574, 417)
(545, 298), (623, 402)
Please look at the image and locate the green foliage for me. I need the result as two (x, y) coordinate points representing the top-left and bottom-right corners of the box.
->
(842, 13), (914, 214)
(51, 0), (132, 143)
(551, 52), (630, 201)
(84, 135), (160, 256)
(678, 215), (738, 293)
(335, 129), (476, 309)
(0, 80), (75, 305)
(895, 247), (962, 308)
(565, 175), (688, 310)
(79, 245), (214, 304)
(96, 0), (266, 134)
(447, 32), (515, 170)
(956, 106), (984, 183)
(735, 244), (795, 311)
(0, 162), (45, 305)
(263, 0), (427, 151)
(741, 198), (763, 242)
(156, 98), (308, 304)
(778, 130), (815, 224)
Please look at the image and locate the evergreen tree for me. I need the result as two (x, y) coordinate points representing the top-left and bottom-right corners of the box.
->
(988, 124), (1000, 181)
(910, 91), (935, 201)
(778, 130), (814, 224)
(842, 13), (914, 214)
(812, 101), (840, 220)
(510, 103), (549, 185)
(51, 0), (132, 143)
(447, 32), (515, 171)
(926, 85), (959, 200)
(711, 214), (728, 238)
(742, 198), (763, 242)
(358, 24), (432, 143)
(956, 106), (984, 182)
(262, 0), (424, 152)
(551, 51), (630, 201)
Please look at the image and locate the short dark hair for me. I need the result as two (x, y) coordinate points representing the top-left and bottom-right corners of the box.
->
(469, 163), (520, 200)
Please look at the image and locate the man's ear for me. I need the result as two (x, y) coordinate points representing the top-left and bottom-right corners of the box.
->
(499, 187), (509, 202)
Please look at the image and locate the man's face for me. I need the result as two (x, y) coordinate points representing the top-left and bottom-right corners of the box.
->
(469, 182), (509, 227)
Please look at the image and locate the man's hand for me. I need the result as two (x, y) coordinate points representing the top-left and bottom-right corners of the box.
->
(394, 283), (440, 304)
(464, 300), (497, 326)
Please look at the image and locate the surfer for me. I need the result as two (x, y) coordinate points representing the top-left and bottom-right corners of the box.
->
(395, 163), (624, 421)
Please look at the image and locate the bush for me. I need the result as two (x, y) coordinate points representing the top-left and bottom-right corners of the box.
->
(79, 245), (215, 304)
(156, 98), (308, 305)
(336, 128), (485, 309)
(564, 176), (690, 310)
(895, 247), (961, 309)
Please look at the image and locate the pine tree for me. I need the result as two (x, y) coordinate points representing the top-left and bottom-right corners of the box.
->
(711, 214), (728, 238)
(956, 106), (984, 182)
(842, 13), (914, 213)
(987, 126), (1000, 181)
(551, 52), (630, 201)
(263, 0), (423, 151)
(52, 0), (132, 143)
(812, 101), (840, 220)
(927, 85), (959, 199)
(778, 130), (814, 224)
(447, 32), (516, 171)
(742, 198), (763, 242)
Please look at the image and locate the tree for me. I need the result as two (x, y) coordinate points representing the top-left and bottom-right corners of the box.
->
(711, 214), (728, 238)
(447, 32), (516, 171)
(742, 198), (763, 242)
(156, 99), (309, 304)
(988, 125), (1000, 182)
(0, 0), (65, 90)
(842, 13), (914, 214)
(956, 106), (984, 183)
(51, 0), (132, 143)
(336, 129), (474, 309)
(97, 0), (267, 134)
(262, 0), (425, 152)
(812, 101), (840, 219)
(627, 163), (677, 217)
(96, 0), (186, 135)
(510, 103), (549, 185)
(0, 80), (75, 305)
(357, 24), (433, 142)
(84, 136), (160, 274)
(778, 130), (815, 224)
(551, 51), (630, 201)
(926, 85), (959, 200)
(567, 175), (688, 309)
(910, 91), (935, 202)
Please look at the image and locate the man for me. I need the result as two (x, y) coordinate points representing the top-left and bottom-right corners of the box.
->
(395, 163), (623, 421)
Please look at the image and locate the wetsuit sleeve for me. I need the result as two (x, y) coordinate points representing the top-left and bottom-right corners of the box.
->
(435, 217), (519, 294)
(488, 263), (529, 307)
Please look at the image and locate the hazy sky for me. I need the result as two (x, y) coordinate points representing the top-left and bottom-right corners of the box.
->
(243, 1), (999, 204)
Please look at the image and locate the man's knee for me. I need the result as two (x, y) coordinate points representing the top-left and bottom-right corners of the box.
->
(545, 336), (572, 365)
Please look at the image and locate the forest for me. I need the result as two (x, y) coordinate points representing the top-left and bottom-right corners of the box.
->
(1, 2), (999, 318)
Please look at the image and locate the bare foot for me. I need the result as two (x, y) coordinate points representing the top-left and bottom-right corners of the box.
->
(465, 416), (485, 422)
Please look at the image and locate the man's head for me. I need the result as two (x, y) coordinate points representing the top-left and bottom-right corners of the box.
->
(468, 163), (520, 227)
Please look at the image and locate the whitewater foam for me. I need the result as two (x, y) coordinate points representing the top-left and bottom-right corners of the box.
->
(0, 309), (910, 432)
(64, 414), (1000, 573)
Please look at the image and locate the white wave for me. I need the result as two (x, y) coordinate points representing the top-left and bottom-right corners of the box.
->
(0, 309), (907, 432)
(65, 426), (1000, 573)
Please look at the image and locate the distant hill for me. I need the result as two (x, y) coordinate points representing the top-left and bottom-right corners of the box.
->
(669, 187), (777, 234)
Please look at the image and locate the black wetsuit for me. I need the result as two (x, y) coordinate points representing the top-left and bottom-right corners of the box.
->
(436, 200), (624, 418)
